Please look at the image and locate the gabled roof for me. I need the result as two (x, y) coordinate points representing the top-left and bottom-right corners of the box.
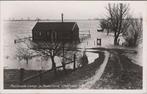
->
(32, 22), (78, 32)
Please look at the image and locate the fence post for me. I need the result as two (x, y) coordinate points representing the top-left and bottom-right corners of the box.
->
(39, 70), (42, 84)
(94, 40), (95, 45)
(62, 43), (66, 74)
(73, 54), (76, 70)
(20, 68), (24, 84)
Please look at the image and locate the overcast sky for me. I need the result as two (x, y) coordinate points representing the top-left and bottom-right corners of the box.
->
(1, 1), (146, 20)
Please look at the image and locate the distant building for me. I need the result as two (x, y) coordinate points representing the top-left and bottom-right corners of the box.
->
(32, 22), (80, 43)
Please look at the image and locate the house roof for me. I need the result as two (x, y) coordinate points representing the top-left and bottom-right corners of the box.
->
(32, 22), (78, 32)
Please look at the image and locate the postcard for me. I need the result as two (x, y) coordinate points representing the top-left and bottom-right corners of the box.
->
(0, 1), (147, 94)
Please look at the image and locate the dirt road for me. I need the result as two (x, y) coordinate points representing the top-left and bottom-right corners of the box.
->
(80, 51), (110, 89)
(91, 50), (142, 89)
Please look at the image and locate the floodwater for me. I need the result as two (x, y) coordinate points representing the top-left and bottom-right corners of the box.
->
(3, 20), (104, 70)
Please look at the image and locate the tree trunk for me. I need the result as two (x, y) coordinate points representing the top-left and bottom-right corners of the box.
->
(26, 58), (29, 65)
(107, 29), (109, 35)
(51, 56), (57, 75)
(114, 36), (118, 45)
(133, 33), (138, 47)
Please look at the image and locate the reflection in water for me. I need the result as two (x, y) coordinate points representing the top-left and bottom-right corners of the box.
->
(86, 52), (99, 64)
(19, 56), (63, 70)
(4, 51), (99, 70)
(3, 20), (102, 70)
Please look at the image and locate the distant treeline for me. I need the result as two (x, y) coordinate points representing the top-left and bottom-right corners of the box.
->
(4, 18), (103, 21)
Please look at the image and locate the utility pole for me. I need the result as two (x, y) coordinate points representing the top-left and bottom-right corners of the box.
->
(61, 13), (64, 23)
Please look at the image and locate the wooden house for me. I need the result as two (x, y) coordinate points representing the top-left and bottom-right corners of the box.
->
(32, 22), (80, 43)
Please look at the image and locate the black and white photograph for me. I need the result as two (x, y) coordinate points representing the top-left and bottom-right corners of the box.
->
(0, 1), (147, 93)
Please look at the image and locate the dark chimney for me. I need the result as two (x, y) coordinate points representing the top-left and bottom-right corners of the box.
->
(61, 13), (63, 22)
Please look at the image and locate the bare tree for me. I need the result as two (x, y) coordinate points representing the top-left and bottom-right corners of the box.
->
(123, 18), (143, 47)
(131, 18), (143, 46)
(32, 42), (63, 74)
(14, 38), (42, 69)
(15, 46), (34, 66)
(15, 36), (77, 75)
(100, 19), (111, 35)
(100, 19), (106, 31)
(106, 3), (130, 45)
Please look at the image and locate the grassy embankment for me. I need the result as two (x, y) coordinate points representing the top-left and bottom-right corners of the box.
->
(4, 48), (142, 89)
(91, 49), (142, 89)
(4, 51), (104, 89)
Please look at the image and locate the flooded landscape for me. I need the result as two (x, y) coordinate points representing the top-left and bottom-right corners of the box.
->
(3, 20), (103, 70)
(1, 1), (144, 90)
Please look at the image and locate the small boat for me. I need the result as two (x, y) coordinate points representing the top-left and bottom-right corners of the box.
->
(97, 28), (103, 32)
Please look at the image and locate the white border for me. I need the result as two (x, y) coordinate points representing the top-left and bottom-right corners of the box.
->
(0, 0), (4, 92)
(0, 1), (147, 94)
